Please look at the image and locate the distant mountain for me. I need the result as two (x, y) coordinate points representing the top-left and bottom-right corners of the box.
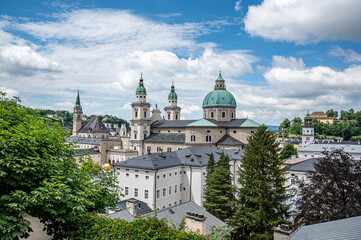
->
(267, 125), (279, 133)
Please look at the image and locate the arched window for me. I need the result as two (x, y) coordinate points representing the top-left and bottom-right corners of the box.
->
(134, 133), (137, 139)
(144, 111), (147, 118)
(176, 114), (178, 120)
(168, 113), (171, 120)
(231, 112), (234, 119)
(135, 111), (138, 118)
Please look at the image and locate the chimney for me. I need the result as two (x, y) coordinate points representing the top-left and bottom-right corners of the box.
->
(273, 224), (292, 240)
(185, 212), (207, 235)
(126, 199), (137, 217)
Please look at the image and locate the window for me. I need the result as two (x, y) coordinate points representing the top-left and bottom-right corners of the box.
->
(163, 174), (166, 179)
(168, 114), (170, 119)
(144, 134), (146, 139)
(126, 169), (129, 171)
(222, 112), (226, 118)
(157, 147), (161, 152)
(211, 112), (214, 118)
(175, 185), (177, 193)
(206, 135), (212, 142)
(169, 186), (172, 195)
(169, 203), (171, 207)
(135, 174), (139, 178)
(157, 175), (160, 179)
(126, 173), (129, 177)
(134, 188), (138, 197)
(147, 146), (151, 152)
(135, 170), (139, 172)
(176, 114), (178, 120)
(233, 130), (236, 134)
(180, 200), (182, 204)
(180, 183), (182, 192)
(163, 206), (165, 209)
(125, 187), (129, 195)
(232, 112), (234, 119)
(157, 190), (160, 198)
(167, 147), (171, 152)
(175, 172), (177, 176)
(174, 201), (177, 206)
(180, 171), (182, 174)
(191, 135), (196, 142)
(144, 111), (147, 118)
(163, 188), (166, 197)
(135, 111), (138, 118)
(145, 171), (149, 173)
(145, 175), (149, 180)
(145, 190), (149, 199)
(134, 133), (137, 139)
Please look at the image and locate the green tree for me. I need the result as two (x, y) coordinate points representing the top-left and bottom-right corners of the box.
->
(326, 109), (338, 119)
(205, 152), (215, 182)
(203, 152), (235, 222)
(296, 149), (361, 225)
(280, 118), (291, 129)
(0, 93), (119, 240)
(233, 125), (289, 239)
(280, 144), (298, 160)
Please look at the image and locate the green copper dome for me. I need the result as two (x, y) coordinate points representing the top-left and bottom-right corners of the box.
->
(202, 70), (236, 108)
(168, 81), (178, 100)
(136, 74), (147, 95)
(202, 90), (236, 108)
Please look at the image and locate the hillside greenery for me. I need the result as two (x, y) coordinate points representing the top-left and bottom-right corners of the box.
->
(279, 108), (361, 140)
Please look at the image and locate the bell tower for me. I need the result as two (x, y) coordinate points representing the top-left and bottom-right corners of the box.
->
(130, 73), (151, 155)
(72, 89), (83, 137)
(302, 112), (314, 147)
(164, 80), (181, 120)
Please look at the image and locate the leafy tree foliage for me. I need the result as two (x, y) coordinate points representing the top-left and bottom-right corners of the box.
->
(0, 93), (119, 240)
(326, 109), (338, 119)
(233, 125), (289, 239)
(72, 213), (211, 240)
(280, 144), (298, 160)
(296, 149), (361, 225)
(203, 152), (235, 222)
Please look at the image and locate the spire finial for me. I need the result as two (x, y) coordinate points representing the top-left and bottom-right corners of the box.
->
(219, 67), (221, 73)
(172, 79), (174, 86)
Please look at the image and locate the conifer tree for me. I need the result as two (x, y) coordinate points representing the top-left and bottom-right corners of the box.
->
(233, 125), (289, 239)
(203, 152), (235, 222)
(205, 152), (215, 182)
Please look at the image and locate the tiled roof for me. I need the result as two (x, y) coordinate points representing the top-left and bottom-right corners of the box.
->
(72, 148), (100, 157)
(113, 146), (243, 170)
(288, 158), (318, 172)
(144, 133), (185, 143)
(147, 201), (227, 235)
(217, 134), (245, 146)
(66, 137), (101, 145)
(291, 215), (361, 240)
(79, 116), (109, 133)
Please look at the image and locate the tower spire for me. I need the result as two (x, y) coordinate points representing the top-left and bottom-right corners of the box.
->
(75, 88), (81, 107)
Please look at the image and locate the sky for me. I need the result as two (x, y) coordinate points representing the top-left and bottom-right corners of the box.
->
(1, 0), (361, 125)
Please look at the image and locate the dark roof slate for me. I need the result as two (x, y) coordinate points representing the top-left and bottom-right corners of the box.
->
(79, 117), (109, 133)
(66, 137), (101, 145)
(291, 215), (361, 240)
(288, 158), (318, 172)
(113, 146), (243, 170)
(151, 119), (253, 128)
(217, 134), (245, 146)
(72, 148), (100, 157)
(144, 133), (185, 143)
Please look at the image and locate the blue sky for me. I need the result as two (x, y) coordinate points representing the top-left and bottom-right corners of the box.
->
(1, 0), (361, 125)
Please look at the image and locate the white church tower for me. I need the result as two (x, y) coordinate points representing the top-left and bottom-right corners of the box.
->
(130, 73), (151, 155)
(164, 80), (181, 120)
(72, 89), (83, 137)
(302, 112), (314, 147)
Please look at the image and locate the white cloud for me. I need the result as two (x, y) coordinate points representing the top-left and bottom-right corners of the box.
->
(235, 0), (242, 12)
(179, 104), (202, 114)
(120, 102), (132, 111)
(244, 0), (361, 43)
(329, 46), (361, 62)
(0, 87), (18, 97)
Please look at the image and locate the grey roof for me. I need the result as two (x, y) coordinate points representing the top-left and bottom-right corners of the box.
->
(147, 201), (227, 235)
(113, 146), (243, 170)
(72, 148), (100, 157)
(217, 134), (245, 146)
(144, 133), (185, 143)
(288, 158), (318, 172)
(291, 215), (361, 240)
(114, 198), (153, 216)
(151, 120), (196, 128)
(79, 116), (109, 133)
(299, 142), (361, 154)
(151, 118), (252, 128)
(66, 137), (101, 145)
(109, 209), (135, 222)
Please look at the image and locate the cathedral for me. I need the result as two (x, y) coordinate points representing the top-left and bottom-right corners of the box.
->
(71, 70), (261, 160)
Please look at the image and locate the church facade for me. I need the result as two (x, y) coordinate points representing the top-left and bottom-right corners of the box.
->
(129, 70), (261, 155)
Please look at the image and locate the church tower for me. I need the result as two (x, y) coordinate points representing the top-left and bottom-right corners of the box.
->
(130, 73), (151, 155)
(72, 89), (83, 137)
(302, 112), (314, 147)
(164, 80), (181, 120)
